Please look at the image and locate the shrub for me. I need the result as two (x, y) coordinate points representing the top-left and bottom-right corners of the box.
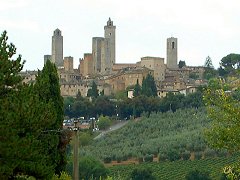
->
(158, 153), (167, 162)
(144, 154), (153, 162)
(79, 156), (109, 180)
(185, 169), (212, 180)
(182, 151), (191, 160)
(204, 149), (216, 159)
(167, 149), (181, 161)
(194, 152), (202, 160)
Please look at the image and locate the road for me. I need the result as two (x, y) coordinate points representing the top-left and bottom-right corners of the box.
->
(94, 120), (129, 140)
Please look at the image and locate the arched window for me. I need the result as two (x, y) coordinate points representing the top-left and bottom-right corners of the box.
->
(172, 42), (175, 49)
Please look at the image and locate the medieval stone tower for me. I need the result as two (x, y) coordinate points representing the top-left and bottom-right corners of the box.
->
(92, 18), (116, 74)
(167, 37), (178, 69)
(104, 18), (116, 70)
(52, 29), (63, 67)
(92, 37), (104, 73)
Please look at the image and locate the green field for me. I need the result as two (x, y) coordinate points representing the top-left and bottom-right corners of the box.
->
(109, 154), (239, 180)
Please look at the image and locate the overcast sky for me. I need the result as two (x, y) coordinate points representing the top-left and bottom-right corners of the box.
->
(0, 0), (239, 70)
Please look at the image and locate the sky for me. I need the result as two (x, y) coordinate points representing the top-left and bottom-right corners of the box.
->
(0, 0), (239, 71)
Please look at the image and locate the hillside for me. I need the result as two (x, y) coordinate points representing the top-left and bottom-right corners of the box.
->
(81, 108), (219, 161)
(109, 154), (239, 179)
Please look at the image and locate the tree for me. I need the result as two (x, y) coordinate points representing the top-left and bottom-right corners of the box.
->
(0, 31), (60, 179)
(94, 96), (115, 117)
(79, 156), (109, 180)
(133, 79), (141, 97)
(178, 60), (186, 68)
(204, 56), (214, 68)
(34, 60), (68, 174)
(142, 74), (157, 97)
(87, 81), (99, 98)
(203, 79), (240, 152)
(97, 115), (111, 130)
(219, 53), (240, 75)
(0, 31), (24, 96)
(203, 56), (217, 80)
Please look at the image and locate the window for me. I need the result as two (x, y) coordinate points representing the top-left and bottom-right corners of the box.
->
(172, 42), (175, 49)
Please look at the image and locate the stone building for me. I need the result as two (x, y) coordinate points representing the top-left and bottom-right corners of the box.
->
(83, 18), (116, 76)
(104, 67), (153, 93)
(80, 53), (93, 77)
(52, 29), (63, 67)
(167, 37), (178, 69)
(63, 56), (74, 72)
(140, 56), (166, 81)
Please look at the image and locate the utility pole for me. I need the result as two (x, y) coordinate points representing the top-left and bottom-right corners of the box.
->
(73, 119), (79, 180)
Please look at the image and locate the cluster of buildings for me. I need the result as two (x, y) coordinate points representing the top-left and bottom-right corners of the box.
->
(20, 18), (206, 98)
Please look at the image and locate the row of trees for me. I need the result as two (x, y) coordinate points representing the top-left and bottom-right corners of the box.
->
(0, 31), (70, 179)
(64, 86), (204, 119)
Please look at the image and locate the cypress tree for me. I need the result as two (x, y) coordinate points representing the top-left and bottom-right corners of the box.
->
(34, 60), (67, 174)
(142, 74), (157, 97)
(133, 79), (141, 97)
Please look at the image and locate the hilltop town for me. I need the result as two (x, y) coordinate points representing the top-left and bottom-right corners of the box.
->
(20, 18), (206, 98)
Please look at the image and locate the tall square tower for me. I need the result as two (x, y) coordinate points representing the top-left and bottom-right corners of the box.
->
(52, 29), (63, 67)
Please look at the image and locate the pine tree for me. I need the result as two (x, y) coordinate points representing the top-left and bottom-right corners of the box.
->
(0, 31), (58, 179)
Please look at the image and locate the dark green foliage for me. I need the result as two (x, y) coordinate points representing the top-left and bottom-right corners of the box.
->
(182, 151), (191, 160)
(218, 66), (228, 77)
(133, 79), (141, 97)
(94, 96), (115, 117)
(204, 56), (214, 68)
(0, 31), (25, 96)
(185, 169), (212, 180)
(194, 152), (203, 160)
(167, 149), (181, 161)
(203, 56), (217, 80)
(35, 60), (63, 128)
(178, 60), (186, 68)
(144, 154), (154, 162)
(0, 31), (67, 179)
(34, 60), (66, 174)
(129, 167), (156, 180)
(87, 81), (99, 98)
(142, 74), (157, 97)
(159, 153), (168, 162)
(64, 87), (205, 119)
(219, 53), (240, 75)
(79, 156), (109, 179)
(0, 85), (57, 179)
